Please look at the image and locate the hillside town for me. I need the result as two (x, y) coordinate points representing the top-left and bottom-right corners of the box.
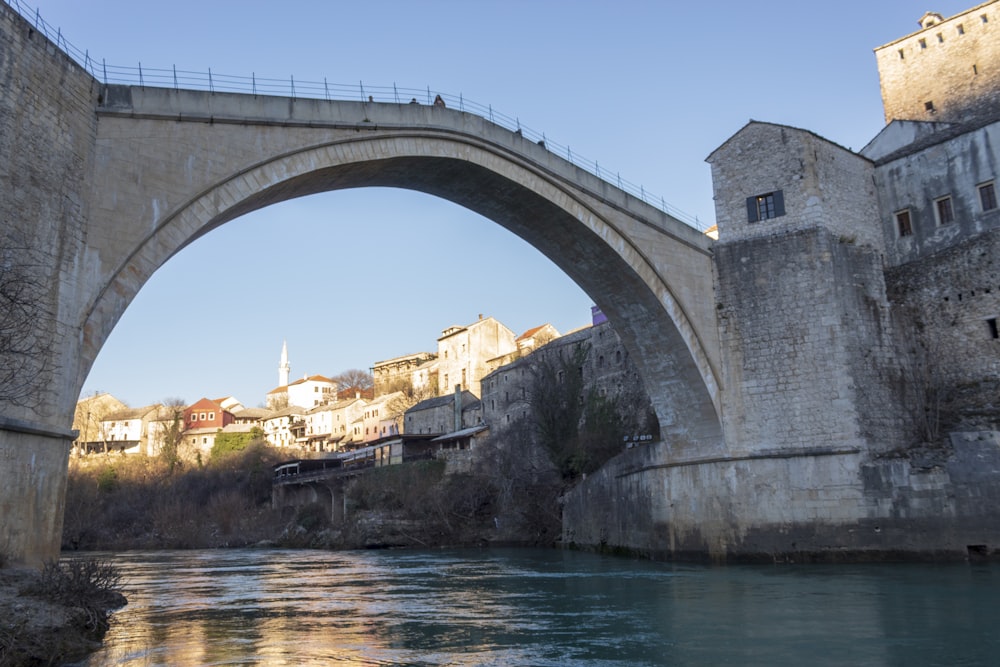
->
(72, 307), (656, 465)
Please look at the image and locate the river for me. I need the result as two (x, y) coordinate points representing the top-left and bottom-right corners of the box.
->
(73, 548), (998, 666)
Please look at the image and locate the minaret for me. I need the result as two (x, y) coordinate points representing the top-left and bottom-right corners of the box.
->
(279, 340), (290, 388)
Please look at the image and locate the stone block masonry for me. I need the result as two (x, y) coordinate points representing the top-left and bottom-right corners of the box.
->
(0, 2), (101, 564)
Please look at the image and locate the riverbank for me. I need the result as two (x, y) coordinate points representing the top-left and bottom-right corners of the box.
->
(63, 443), (563, 553)
(0, 559), (126, 667)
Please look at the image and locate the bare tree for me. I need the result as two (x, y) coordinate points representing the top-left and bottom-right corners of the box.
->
(0, 229), (56, 408)
(332, 368), (374, 392)
(155, 398), (188, 472)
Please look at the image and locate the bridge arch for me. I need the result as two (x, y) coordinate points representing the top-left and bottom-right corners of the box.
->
(82, 100), (722, 444)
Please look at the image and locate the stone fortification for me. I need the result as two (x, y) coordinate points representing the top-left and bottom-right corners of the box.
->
(563, 4), (1000, 561)
(709, 122), (905, 457)
(887, 229), (1000, 431)
(870, 121), (1000, 266)
(875, 2), (1000, 124)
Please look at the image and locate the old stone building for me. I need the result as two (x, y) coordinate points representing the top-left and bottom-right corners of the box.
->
(372, 351), (437, 397)
(481, 317), (657, 440)
(708, 1), (1000, 456)
(874, 3), (1000, 124)
(564, 1), (1000, 560)
(436, 316), (517, 398)
(405, 389), (481, 435)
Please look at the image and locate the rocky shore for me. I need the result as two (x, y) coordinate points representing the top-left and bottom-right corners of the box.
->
(0, 562), (125, 667)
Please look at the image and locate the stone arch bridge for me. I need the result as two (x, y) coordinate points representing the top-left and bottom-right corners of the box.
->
(0, 4), (721, 564)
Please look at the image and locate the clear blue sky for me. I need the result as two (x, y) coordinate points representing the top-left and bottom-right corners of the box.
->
(34, 0), (971, 409)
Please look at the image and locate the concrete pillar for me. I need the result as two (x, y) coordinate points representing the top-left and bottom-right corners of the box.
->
(0, 419), (73, 566)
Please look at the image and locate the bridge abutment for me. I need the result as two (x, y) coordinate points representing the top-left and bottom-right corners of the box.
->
(0, 427), (71, 564)
(1, 3), (100, 565)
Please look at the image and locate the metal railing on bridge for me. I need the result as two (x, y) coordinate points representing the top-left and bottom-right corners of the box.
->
(4, 0), (708, 232)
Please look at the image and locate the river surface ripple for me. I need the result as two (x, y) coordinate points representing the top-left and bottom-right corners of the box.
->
(73, 548), (1000, 666)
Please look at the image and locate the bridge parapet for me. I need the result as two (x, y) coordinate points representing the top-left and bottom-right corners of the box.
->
(5, 0), (702, 231)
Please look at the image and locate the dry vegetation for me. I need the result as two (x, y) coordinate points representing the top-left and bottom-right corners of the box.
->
(0, 557), (125, 667)
(63, 441), (285, 551)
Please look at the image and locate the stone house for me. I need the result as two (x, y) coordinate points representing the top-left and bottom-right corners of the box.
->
(481, 317), (655, 442)
(357, 391), (406, 444)
(90, 404), (166, 455)
(262, 405), (308, 450)
(372, 351), (437, 397)
(182, 397), (237, 456)
(301, 396), (368, 452)
(404, 389), (482, 436)
(72, 392), (126, 452)
(436, 315), (516, 398)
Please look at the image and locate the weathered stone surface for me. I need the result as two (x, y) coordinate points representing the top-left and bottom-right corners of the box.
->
(0, 4), (721, 563)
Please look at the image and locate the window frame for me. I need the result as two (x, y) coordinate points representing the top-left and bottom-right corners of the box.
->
(978, 181), (997, 212)
(934, 195), (955, 225)
(895, 209), (914, 237)
(746, 190), (785, 223)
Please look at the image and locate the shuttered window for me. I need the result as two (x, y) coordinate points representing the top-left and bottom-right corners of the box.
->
(746, 190), (785, 223)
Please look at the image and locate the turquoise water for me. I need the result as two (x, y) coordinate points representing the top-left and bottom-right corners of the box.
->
(76, 548), (1000, 666)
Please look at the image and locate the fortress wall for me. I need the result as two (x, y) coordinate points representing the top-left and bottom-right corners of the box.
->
(709, 123), (906, 457)
(562, 436), (1000, 561)
(886, 228), (1000, 430)
(0, 4), (98, 564)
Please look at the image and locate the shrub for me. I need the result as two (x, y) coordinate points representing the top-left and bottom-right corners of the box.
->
(96, 466), (118, 493)
(23, 558), (126, 634)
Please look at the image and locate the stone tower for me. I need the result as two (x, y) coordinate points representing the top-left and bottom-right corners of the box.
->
(874, 1), (1000, 123)
(279, 340), (290, 388)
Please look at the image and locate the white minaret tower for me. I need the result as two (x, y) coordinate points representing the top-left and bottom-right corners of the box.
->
(279, 340), (290, 388)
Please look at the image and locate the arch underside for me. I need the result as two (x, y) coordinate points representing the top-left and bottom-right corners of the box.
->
(86, 138), (722, 446)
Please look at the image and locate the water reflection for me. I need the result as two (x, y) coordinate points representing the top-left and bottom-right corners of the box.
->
(77, 549), (1000, 666)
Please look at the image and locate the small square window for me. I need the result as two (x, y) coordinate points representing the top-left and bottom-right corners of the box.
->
(895, 210), (913, 237)
(200, 412), (206, 420)
(925, 100), (935, 113)
(957, 24), (965, 35)
(979, 182), (997, 211)
(982, 14), (989, 24)
(936, 33), (944, 43)
(935, 196), (955, 224)
(919, 38), (927, 49)
(208, 412), (215, 421)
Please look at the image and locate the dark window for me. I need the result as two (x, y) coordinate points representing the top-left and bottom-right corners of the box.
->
(925, 100), (935, 112)
(936, 196), (955, 224)
(898, 48), (905, 59)
(746, 190), (785, 223)
(979, 182), (997, 211)
(895, 210), (913, 237)
(919, 38), (927, 49)
(989, 318), (999, 339)
(957, 23), (965, 35)
(937, 33), (944, 43)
